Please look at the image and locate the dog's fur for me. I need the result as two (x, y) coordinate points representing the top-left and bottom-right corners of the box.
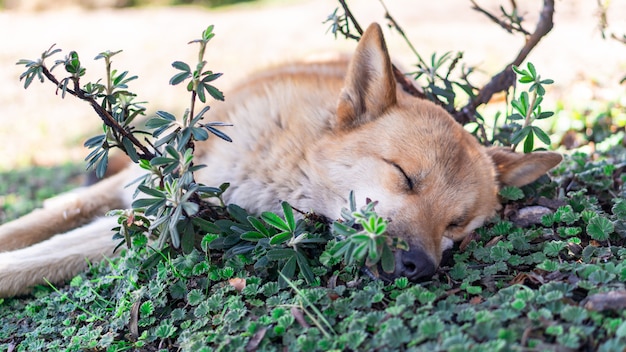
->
(0, 24), (562, 297)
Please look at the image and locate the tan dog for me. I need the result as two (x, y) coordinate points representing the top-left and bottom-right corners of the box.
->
(0, 23), (561, 297)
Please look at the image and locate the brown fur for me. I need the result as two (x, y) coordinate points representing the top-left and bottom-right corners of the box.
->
(0, 24), (562, 297)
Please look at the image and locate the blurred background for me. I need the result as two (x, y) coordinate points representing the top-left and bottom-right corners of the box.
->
(0, 0), (624, 170)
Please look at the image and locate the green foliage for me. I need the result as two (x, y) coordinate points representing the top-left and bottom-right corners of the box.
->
(322, 192), (407, 275)
(17, 25), (229, 253)
(508, 63), (555, 152)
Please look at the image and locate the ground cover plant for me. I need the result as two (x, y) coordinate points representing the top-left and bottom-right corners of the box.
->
(2, 1), (626, 351)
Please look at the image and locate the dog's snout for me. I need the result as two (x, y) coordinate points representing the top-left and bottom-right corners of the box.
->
(397, 247), (436, 282)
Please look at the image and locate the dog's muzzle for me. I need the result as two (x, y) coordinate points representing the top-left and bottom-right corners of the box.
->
(380, 246), (437, 282)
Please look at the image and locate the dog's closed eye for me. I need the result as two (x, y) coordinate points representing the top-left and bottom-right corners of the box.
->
(387, 161), (414, 190)
(446, 215), (468, 231)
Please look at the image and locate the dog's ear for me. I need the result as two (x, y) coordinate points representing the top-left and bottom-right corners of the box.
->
(487, 147), (563, 187)
(337, 23), (397, 130)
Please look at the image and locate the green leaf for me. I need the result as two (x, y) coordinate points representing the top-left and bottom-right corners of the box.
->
(205, 125), (232, 142)
(537, 111), (554, 119)
(137, 185), (166, 198)
(196, 83), (207, 103)
(518, 76), (534, 83)
(380, 244), (395, 273)
(281, 201), (296, 231)
(193, 217), (220, 233)
(279, 256), (297, 286)
(201, 233), (218, 252)
(511, 126), (531, 144)
(205, 84), (224, 101)
(132, 197), (165, 209)
(534, 83), (546, 96)
(616, 321), (626, 338)
(181, 223), (195, 254)
(187, 289), (205, 306)
(181, 201), (199, 216)
(121, 137), (139, 162)
(537, 259), (559, 271)
(95, 152), (108, 179)
(612, 200), (626, 218)
(295, 251), (315, 283)
(512, 65), (528, 77)
(203, 24), (215, 41)
(499, 186), (525, 201)
(532, 126), (552, 146)
(246, 217), (270, 237)
(269, 231), (292, 246)
(267, 249), (295, 261)
(172, 61), (191, 72)
(332, 221), (357, 237)
(155, 110), (176, 121)
(190, 127), (209, 141)
(587, 216), (614, 241)
(261, 212), (290, 232)
(352, 242), (369, 262)
(543, 241), (567, 257)
(523, 130), (534, 153)
(527, 62), (536, 78)
(170, 72), (191, 86)
(240, 231), (266, 242)
(202, 72), (222, 83)
(139, 301), (154, 317)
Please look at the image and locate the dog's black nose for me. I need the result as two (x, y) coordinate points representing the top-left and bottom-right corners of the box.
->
(397, 247), (437, 281)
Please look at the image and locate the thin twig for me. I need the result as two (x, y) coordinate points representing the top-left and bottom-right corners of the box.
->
(41, 65), (155, 159)
(377, 0), (428, 99)
(454, 0), (555, 125)
(470, 0), (530, 36)
(338, 0), (363, 36)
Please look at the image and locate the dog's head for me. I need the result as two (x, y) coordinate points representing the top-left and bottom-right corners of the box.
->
(312, 23), (562, 281)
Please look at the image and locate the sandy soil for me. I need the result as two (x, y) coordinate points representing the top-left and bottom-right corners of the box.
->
(0, 0), (625, 170)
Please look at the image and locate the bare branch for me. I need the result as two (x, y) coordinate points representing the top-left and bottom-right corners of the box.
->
(377, 0), (428, 100)
(454, 0), (555, 125)
(470, 0), (530, 36)
(338, 0), (363, 36)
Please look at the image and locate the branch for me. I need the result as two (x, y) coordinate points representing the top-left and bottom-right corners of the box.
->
(454, 0), (554, 125)
(338, 0), (363, 36)
(470, 0), (530, 36)
(41, 65), (155, 160)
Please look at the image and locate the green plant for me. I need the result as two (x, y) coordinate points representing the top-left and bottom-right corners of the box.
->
(207, 202), (329, 286)
(17, 25), (231, 254)
(505, 62), (555, 152)
(321, 192), (407, 275)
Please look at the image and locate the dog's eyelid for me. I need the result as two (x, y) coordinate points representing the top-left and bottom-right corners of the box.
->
(385, 160), (414, 190)
(448, 214), (468, 229)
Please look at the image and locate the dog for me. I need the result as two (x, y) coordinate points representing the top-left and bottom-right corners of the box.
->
(0, 23), (562, 297)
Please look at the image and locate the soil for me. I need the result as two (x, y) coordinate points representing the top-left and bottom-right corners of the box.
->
(0, 0), (624, 169)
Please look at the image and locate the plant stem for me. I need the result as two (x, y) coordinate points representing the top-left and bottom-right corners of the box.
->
(512, 90), (537, 151)
(41, 65), (155, 160)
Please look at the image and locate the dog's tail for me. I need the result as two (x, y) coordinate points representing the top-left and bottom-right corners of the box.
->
(0, 166), (131, 252)
(0, 167), (133, 297)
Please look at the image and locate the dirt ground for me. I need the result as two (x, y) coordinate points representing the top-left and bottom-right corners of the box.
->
(0, 0), (625, 170)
